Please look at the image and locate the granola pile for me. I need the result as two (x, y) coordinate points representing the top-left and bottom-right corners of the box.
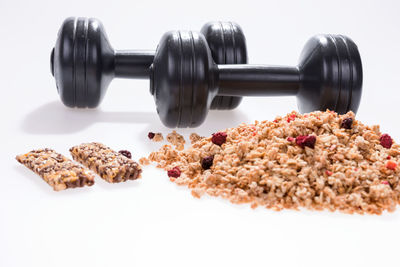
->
(147, 110), (400, 215)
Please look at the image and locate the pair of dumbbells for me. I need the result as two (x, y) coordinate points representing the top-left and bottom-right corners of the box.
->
(51, 17), (362, 127)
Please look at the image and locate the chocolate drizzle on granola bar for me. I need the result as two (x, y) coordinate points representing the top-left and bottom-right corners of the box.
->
(16, 148), (95, 191)
(70, 142), (142, 183)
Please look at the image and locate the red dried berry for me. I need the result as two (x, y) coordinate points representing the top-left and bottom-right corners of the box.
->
(118, 150), (132, 159)
(296, 135), (316, 149)
(325, 170), (333, 176)
(167, 167), (181, 178)
(381, 181), (389, 185)
(212, 132), (227, 146)
(148, 132), (155, 139)
(287, 114), (296, 123)
(386, 161), (397, 171)
(287, 137), (295, 142)
(341, 118), (353, 129)
(201, 155), (214, 170)
(380, 134), (393, 149)
(387, 156), (391, 160)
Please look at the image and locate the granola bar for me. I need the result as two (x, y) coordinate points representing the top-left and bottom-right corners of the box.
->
(70, 142), (142, 183)
(16, 148), (95, 191)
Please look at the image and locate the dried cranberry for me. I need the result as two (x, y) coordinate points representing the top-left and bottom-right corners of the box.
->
(118, 150), (132, 159)
(167, 167), (181, 178)
(325, 170), (333, 176)
(296, 135), (316, 149)
(287, 114), (296, 123)
(341, 118), (353, 129)
(201, 155), (214, 170)
(212, 132), (227, 146)
(381, 181), (389, 185)
(386, 161), (397, 170)
(287, 137), (295, 142)
(148, 132), (155, 139)
(380, 134), (393, 149)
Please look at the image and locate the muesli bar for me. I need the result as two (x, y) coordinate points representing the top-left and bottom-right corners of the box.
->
(16, 148), (95, 191)
(70, 142), (142, 183)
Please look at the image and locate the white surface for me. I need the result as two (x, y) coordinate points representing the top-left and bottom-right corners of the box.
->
(1, 0), (400, 266)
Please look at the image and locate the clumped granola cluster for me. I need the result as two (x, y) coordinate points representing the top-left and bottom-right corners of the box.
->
(148, 132), (164, 142)
(189, 133), (204, 144)
(166, 131), (186, 150)
(147, 110), (400, 215)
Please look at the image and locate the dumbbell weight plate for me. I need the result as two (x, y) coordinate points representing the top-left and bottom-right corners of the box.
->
(296, 34), (362, 114)
(52, 17), (114, 108)
(151, 31), (214, 128)
(201, 22), (247, 110)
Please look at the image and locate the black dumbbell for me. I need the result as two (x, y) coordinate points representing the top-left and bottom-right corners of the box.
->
(201, 22), (247, 110)
(51, 17), (246, 111)
(51, 19), (362, 128)
(151, 32), (362, 127)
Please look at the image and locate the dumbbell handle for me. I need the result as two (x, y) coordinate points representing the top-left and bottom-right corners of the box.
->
(217, 65), (299, 96)
(114, 50), (154, 79)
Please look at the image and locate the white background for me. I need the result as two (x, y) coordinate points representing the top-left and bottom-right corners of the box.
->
(1, 0), (400, 266)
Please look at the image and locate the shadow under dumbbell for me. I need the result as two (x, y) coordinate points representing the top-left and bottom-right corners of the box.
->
(21, 101), (159, 134)
(21, 101), (250, 135)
